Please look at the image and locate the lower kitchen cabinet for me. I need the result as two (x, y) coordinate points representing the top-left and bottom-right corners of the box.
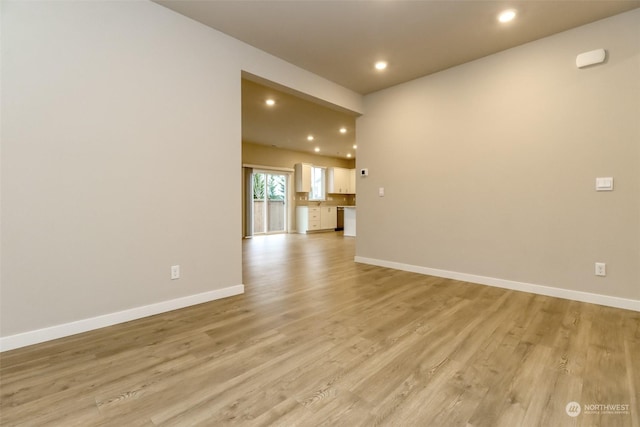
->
(320, 206), (337, 230)
(297, 206), (337, 233)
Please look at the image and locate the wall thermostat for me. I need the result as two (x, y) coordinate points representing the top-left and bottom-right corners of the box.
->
(595, 177), (614, 191)
(360, 168), (369, 177)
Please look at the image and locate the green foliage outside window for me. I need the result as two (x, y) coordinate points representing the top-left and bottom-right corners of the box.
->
(253, 174), (265, 200)
(268, 175), (285, 200)
(253, 173), (285, 201)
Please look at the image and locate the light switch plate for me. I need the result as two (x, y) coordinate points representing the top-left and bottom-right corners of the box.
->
(595, 177), (614, 191)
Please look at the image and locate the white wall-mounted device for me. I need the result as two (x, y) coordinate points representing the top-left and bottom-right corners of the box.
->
(595, 177), (614, 191)
(171, 265), (180, 280)
(360, 168), (369, 177)
(576, 49), (606, 68)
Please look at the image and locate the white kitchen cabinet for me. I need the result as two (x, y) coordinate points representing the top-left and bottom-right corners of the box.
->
(320, 206), (337, 230)
(296, 206), (320, 233)
(295, 163), (312, 193)
(349, 168), (356, 193)
(297, 206), (336, 233)
(328, 167), (354, 194)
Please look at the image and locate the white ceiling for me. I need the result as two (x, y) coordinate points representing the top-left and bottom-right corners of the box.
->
(155, 0), (640, 159)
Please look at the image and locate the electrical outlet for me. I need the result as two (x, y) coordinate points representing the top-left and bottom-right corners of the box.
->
(171, 265), (180, 280)
(595, 262), (606, 277)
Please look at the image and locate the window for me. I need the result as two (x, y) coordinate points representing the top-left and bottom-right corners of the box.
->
(309, 166), (325, 201)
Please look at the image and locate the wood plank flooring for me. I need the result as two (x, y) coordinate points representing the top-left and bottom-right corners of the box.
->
(1, 232), (639, 426)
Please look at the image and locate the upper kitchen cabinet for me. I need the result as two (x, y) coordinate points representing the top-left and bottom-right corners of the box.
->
(328, 167), (356, 194)
(349, 168), (356, 194)
(295, 163), (312, 193)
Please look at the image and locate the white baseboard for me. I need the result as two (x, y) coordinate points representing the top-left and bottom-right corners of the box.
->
(354, 256), (639, 312)
(0, 284), (245, 352)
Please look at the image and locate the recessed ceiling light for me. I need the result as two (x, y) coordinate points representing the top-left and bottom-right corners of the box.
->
(307, 135), (314, 141)
(347, 153), (352, 158)
(375, 61), (388, 71)
(353, 144), (357, 149)
(265, 99), (275, 106)
(498, 9), (516, 23)
(339, 127), (347, 134)
(314, 147), (320, 152)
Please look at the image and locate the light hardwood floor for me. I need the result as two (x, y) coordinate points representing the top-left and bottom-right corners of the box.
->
(1, 232), (639, 426)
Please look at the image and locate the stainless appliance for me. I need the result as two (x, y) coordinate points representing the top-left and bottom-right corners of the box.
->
(336, 206), (344, 231)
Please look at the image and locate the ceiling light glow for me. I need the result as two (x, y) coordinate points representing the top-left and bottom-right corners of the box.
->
(498, 10), (516, 23)
(307, 135), (314, 141)
(265, 99), (275, 106)
(314, 147), (320, 152)
(347, 153), (352, 158)
(353, 144), (357, 149)
(375, 61), (388, 71)
(340, 127), (347, 134)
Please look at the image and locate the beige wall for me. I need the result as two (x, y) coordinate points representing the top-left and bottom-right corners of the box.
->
(356, 10), (640, 302)
(243, 141), (355, 171)
(0, 1), (361, 343)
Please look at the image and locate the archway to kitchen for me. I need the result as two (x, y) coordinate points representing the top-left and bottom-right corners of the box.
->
(241, 75), (358, 234)
(240, 74), (359, 285)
